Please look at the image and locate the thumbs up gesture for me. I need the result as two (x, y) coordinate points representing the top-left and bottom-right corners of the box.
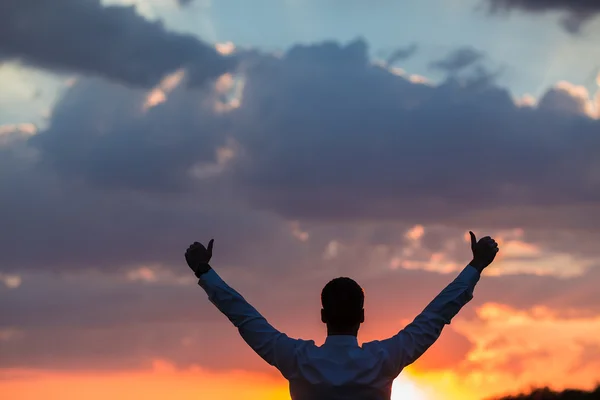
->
(468, 232), (499, 273)
(185, 240), (214, 277)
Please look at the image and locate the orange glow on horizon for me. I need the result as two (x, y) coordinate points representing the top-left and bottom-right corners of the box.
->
(0, 364), (289, 400)
(1, 354), (598, 400)
(0, 368), (463, 400)
(0, 358), (471, 400)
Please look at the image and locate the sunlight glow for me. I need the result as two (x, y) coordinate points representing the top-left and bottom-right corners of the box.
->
(391, 375), (430, 400)
(554, 81), (597, 118)
(215, 41), (236, 55)
(409, 74), (432, 85)
(142, 69), (186, 111)
(213, 74), (245, 113)
(0, 273), (22, 289)
(0, 123), (37, 146)
(0, 123), (37, 136)
(515, 93), (537, 107)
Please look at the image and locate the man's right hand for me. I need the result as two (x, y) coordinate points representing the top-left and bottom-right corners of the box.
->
(469, 231), (499, 273)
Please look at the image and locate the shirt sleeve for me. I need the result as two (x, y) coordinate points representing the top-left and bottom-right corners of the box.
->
(373, 264), (481, 376)
(197, 269), (303, 379)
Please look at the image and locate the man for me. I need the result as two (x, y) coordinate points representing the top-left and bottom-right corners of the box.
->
(185, 231), (499, 400)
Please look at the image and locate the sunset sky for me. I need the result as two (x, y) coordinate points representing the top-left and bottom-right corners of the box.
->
(1, 1), (600, 399)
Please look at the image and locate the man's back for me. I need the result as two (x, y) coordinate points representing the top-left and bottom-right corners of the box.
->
(287, 336), (396, 400)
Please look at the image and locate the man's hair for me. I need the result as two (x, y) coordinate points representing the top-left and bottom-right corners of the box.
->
(321, 277), (364, 328)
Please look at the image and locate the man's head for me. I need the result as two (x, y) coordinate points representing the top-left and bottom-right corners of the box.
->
(321, 277), (365, 334)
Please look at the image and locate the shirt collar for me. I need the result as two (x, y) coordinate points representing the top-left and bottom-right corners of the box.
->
(324, 335), (359, 346)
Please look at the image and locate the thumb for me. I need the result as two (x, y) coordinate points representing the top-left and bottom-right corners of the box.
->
(469, 231), (477, 248)
(207, 239), (214, 254)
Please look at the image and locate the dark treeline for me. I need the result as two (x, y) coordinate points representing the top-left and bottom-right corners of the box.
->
(493, 385), (600, 400)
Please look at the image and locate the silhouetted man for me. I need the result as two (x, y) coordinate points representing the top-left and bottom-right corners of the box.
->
(185, 232), (499, 400)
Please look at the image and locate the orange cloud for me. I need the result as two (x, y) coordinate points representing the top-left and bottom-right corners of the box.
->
(0, 273), (22, 288)
(450, 303), (600, 397)
(213, 73), (245, 113)
(550, 81), (597, 118)
(515, 93), (536, 107)
(0, 123), (37, 146)
(406, 224), (425, 241)
(215, 41), (236, 56)
(290, 221), (310, 242)
(143, 69), (186, 111)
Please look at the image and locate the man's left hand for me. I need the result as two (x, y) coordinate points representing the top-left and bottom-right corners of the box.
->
(185, 240), (214, 276)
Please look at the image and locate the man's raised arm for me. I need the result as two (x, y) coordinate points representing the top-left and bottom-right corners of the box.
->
(375, 232), (499, 375)
(185, 240), (302, 379)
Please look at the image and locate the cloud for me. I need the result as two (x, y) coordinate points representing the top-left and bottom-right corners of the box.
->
(31, 74), (227, 191)
(0, 38), (599, 276)
(0, 274), (21, 289)
(451, 302), (600, 395)
(230, 40), (600, 231)
(0, 0), (233, 87)
(538, 81), (598, 117)
(429, 47), (485, 73)
(487, 0), (600, 33)
(386, 43), (419, 66)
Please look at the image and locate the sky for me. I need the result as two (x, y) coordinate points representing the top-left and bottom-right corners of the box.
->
(1, 0), (600, 399)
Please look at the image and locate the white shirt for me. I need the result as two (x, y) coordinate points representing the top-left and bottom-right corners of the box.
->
(198, 264), (480, 400)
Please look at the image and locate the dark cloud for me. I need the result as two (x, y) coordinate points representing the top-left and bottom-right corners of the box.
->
(385, 43), (419, 66)
(0, 132), (313, 275)
(487, 0), (600, 33)
(230, 40), (600, 229)
(429, 47), (485, 73)
(1, 38), (600, 277)
(32, 76), (226, 191)
(285, 39), (370, 67)
(0, 0), (233, 87)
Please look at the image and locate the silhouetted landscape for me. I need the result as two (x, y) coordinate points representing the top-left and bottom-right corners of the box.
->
(493, 385), (600, 400)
